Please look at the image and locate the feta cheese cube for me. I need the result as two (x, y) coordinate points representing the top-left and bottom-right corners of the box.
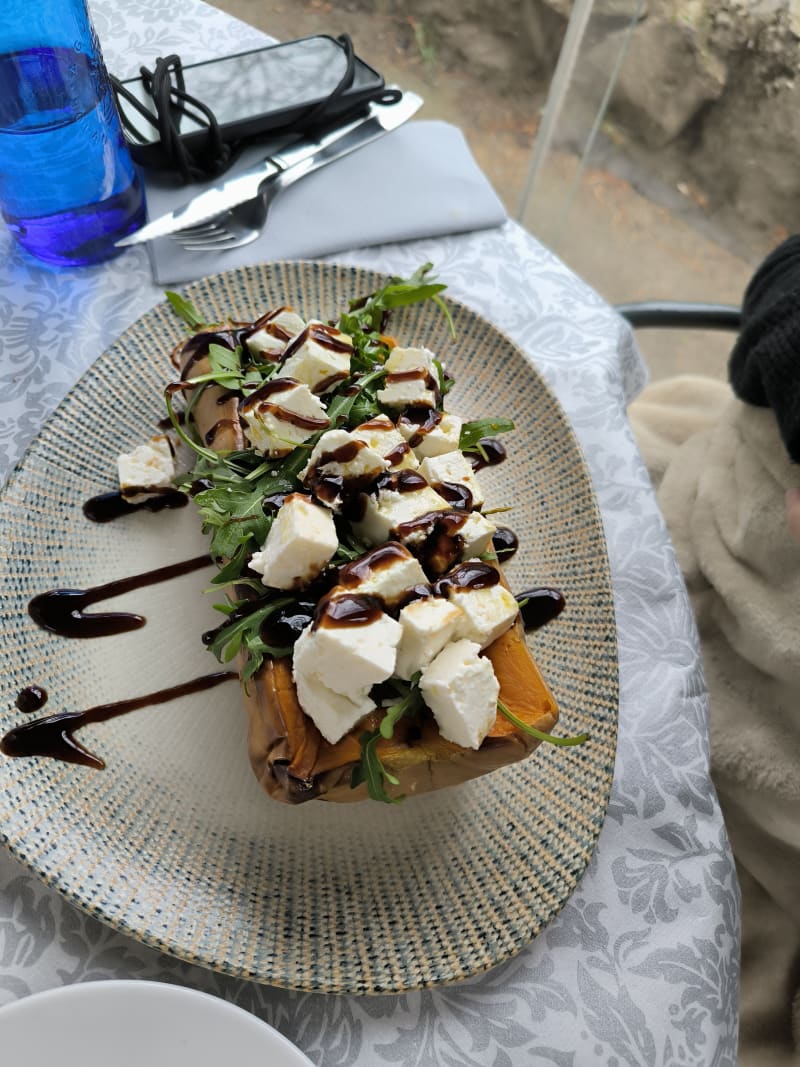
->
(447, 581), (519, 649)
(352, 414), (418, 469)
(353, 474), (450, 545)
(395, 596), (463, 680)
(398, 410), (463, 459)
(336, 542), (428, 607)
(377, 346), (439, 411)
(293, 601), (402, 699)
(245, 308), (306, 359)
(117, 434), (176, 502)
(280, 320), (353, 394)
(458, 511), (497, 559)
(419, 450), (485, 509)
(292, 647), (376, 745)
(420, 639), (499, 749)
(240, 378), (329, 457)
(248, 493), (337, 589)
(300, 428), (389, 508)
(385, 346), (437, 375)
(377, 378), (438, 411)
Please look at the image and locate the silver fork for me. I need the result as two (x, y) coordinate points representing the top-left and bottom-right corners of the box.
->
(169, 183), (283, 251)
(169, 89), (422, 254)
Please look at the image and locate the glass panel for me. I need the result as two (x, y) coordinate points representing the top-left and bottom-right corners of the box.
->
(516, 0), (774, 380)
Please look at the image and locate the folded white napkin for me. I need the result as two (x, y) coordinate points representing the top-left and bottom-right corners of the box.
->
(142, 120), (507, 285)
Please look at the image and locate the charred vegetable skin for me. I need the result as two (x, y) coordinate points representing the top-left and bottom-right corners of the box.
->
(165, 267), (583, 804)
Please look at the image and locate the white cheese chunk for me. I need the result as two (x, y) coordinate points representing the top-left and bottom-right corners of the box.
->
(448, 581), (519, 649)
(353, 477), (450, 545)
(458, 511), (497, 559)
(117, 434), (176, 502)
(352, 414), (418, 469)
(398, 411), (463, 459)
(240, 378), (329, 457)
(385, 346), (437, 375)
(418, 450), (485, 509)
(280, 320), (352, 394)
(420, 639), (499, 749)
(336, 542), (428, 607)
(377, 346), (439, 411)
(377, 377), (438, 411)
(395, 596), (463, 680)
(300, 428), (388, 508)
(248, 493), (337, 589)
(245, 308), (306, 358)
(292, 644), (376, 745)
(293, 601), (402, 699)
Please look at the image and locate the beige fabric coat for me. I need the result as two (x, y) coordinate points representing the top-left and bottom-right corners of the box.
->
(629, 375), (800, 1066)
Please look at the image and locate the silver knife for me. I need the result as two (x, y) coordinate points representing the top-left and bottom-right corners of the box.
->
(116, 89), (423, 246)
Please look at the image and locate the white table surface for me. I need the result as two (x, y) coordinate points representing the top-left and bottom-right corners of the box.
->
(0, 2), (739, 1064)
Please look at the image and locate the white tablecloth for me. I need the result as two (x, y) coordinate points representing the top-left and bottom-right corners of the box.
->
(0, 1), (739, 1064)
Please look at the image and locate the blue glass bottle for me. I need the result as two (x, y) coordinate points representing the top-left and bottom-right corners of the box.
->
(0, 0), (146, 266)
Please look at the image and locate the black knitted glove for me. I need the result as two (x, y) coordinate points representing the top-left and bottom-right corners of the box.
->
(728, 234), (800, 463)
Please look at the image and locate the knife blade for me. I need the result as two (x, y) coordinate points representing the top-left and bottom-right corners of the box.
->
(116, 89), (423, 247)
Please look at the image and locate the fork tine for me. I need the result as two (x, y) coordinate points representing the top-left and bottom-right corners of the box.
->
(176, 231), (261, 252)
(171, 229), (236, 246)
(174, 229), (220, 240)
(173, 233), (244, 251)
(172, 223), (228, 238)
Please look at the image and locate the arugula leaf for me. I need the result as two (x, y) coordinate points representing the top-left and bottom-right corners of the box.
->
(496, 699), (589, 746)
(433, 357), (454, 397)
(207, 343), (243, 388)
(209, 543), (251, 586)
(340, 263), (456, 342)
(193, 481), (273, 562)
(205, 594), (293, 666)
(459, 417), (515, 451)
(379, 673), (423, 739)
(350, 730), (403, 803)
(324, 364), (387, 431)
(165, 290), (208, 330)
(349, 676), (424, 802)
(164, 384), (219, 464)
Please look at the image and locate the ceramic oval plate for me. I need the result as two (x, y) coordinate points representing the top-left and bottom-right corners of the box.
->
(0, 261), (618, 994)
(0, 981), (314, 1066)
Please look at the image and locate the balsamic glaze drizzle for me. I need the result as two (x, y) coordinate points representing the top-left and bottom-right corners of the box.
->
(1, 672), (236, 768)
(83, 489), (188, 523)
(28, 554), (212, 638)
(516, 587), (566, 631)
(15, 685), (47, 714)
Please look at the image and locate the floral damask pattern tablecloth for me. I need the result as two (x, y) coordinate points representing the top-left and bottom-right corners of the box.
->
(0, 2), (739, 1064)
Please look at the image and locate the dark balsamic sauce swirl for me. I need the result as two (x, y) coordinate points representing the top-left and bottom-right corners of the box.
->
(315, 593), (383, 630)
(516, 587), (566, 631)
(16, 685), (48, 714)
(467, 438), (507, 471)
(398, 407), (442, 448)
(83, 490), (188, 524)
(432, 561), (500, 597)
(492, 526), (519, 561)
(338, 542), (410, 587)
(1, 672), (235, 769)
(28, 555), (212, 638)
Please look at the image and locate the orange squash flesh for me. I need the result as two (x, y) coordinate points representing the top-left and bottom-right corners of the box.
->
(241, 603), (559, 803)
